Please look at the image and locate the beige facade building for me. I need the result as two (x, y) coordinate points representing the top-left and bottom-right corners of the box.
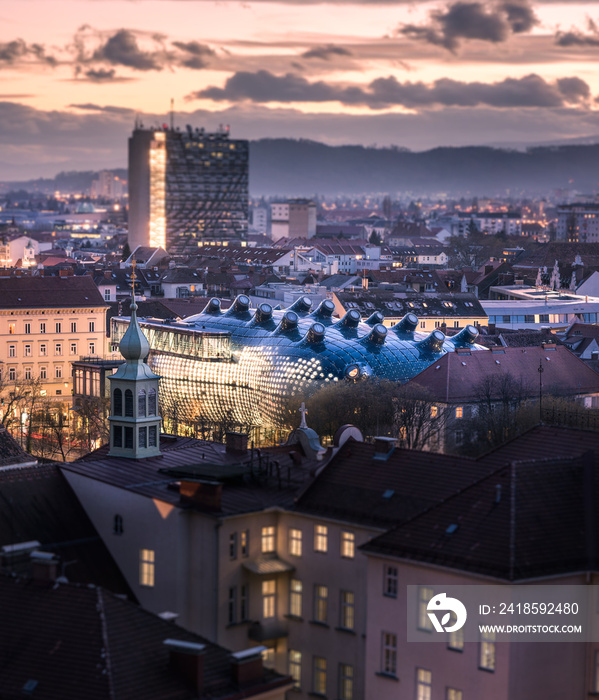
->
(0, 273), (107, 401)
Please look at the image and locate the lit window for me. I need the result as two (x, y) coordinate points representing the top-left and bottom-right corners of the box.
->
(8, 323), (14, 334)
(313, 657), (327, 696)
(229, 532), (237, 559)
(384, 565), (398, 597)
(314, 524), (328, 552)
(262, 579), (276, 618)
(418, 586), (434, 631)
(313, 584), (328, 623)
(340, 591), (355, 630)
(448, 619), (464, 651)
(139, 548), (155, 587)
(455, 406), (463, 419)
(339, 663), (354, 700)
(341, 531), (355, 558)
(416, 668), (432, 700)
(431, 406), (438, 418)
(241, 529), (249, 557)
(289, 650), (302, 690)
(381, 632), (397, 675)
(290, 579), (302, 617)
(447, 689), (462, 700)
(480, 629), (496, 671)
(261, 525), (276, 553)
(289, 528), (302, 557)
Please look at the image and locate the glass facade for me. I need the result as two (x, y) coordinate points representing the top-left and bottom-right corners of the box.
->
(111, 295), (481, 429)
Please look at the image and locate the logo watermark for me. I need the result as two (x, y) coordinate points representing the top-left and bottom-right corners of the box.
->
(427, 593), (467, 633)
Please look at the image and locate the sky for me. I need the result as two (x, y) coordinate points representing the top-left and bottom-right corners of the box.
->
(3, 0), (599, 180)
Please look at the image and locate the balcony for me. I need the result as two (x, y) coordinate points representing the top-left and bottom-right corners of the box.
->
(248, 619), (289, 642)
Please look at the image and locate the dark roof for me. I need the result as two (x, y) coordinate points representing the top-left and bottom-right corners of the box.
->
(0, 275), (106, 309)
(409, 345), (599, 402)
(498, 330), (565, 348)
(335, 291), (486, 319)
(361, 451), (598, 580)
(0, 464), (132, 594)
(63, 435), (318, 518)
(0, 425), (36, 468)
(0, 575), (290, 700)
(294, 439), (484, 528)
(514, 243), (599, 270)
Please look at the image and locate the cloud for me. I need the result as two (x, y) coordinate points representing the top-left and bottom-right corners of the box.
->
(171, 40), (215, 69)
(400, 0), (538, 52)
(556, 18), (599, 47)
(0, 39), (57, 67)
(192, 70), (590, 109)
(91, 29), (164, 71)
(301, 45), (352, 60)
(70, 103), (136, 114)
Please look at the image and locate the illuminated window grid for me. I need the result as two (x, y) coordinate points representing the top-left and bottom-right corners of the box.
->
(313, 584), (328, 623)
(289, 650), (302, 689)
(416, 668), (432, 700)
(289, 579), (302, 617)
(382, 632), (397, 675)
(262, 579), (276, 619)
(313, 657), (326, 696)
(139, 548), (155, 587)
(340, 590), (355, 630)
(261, 526), (276, 554)
(314, 525), (328, 553)
(341, 531), (355, 558)
(339, 663), (353, 700)
(289, 528), (302, 557)
(479, 629), (496, 671)
(418, 586), (434, 631)
(149, 134), (166, 248)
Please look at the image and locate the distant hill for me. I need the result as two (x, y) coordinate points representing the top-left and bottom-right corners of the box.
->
(3, 140), (599, 197)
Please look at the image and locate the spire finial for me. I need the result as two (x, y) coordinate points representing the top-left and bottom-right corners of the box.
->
(299, 402), (308, 429)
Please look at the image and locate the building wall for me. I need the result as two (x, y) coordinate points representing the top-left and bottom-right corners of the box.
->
(128, 129), (154, 250)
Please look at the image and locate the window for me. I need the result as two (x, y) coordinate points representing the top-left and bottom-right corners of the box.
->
(524, 315), (534, 323)
(430, 405), (438, 418)
(8, 368), (16, 381)
(340, 591), (355, 630)
(228, 587), (237, 624)
(24, 323), (31, 334)
(418, 586), (434, 631)
(113, 388), (122, 415)
(339, 664), (353, 700)
(313, 584), (328, 623)
(70, 342), (77, 355)
(138, 389), (146, 417)
(261, 526), (276, 553)
(539, 314), (549, 323)
(24, 344), (31, 357)
(40, 343), (47, 356)
(229, 532), (237, 559)
(448, 623), (464, 651)
(289, 528), (302, 557)
(479, 629), (496, 671)
(447, 689), (463, 700)
(313, 657), (327, 696)
(104, 288), (111, 301)
(455, 430), (464, 446)
(8, 345), (15, 358)
(235, 530), (248, 559)
(55, 322), (61, 334)
(24, 367), (32, 380)
(70, 321), (77, 333)
(113, 514), (124, 535)
(314, 524), (328, 552)
(55, 343), (62, 356)
(89, 321), (95, 332)
(8, 323), (14, 334)
(40, 366), (47, 380)
(384, 565), (398, 597)
(416, 668), (432, 700)
(262, 579), (276, 618)
(381, 632), (397, 675)
(290, 579), (302, 617)
(455, 406), (463, 419)
(125, 389), (133, 417)
(148, 425), (157, 447)
(113, 425), (122, 447)
(40, 322), (46, 334)
(88, 342), (95, 355)
(240, 584), (249, 621)
(148, 388), (157, 415)
(289, 650), (302, 690)
(139, 549), (155, 586)
(261, 648), (275, 668)
(341, 531), (355, 558)
(138, 427), (147, 448)
(124, 426), (133, 449)
(55, 365), (62, 379)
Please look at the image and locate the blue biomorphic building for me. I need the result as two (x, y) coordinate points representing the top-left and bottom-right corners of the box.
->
(111, 295), (481, 428)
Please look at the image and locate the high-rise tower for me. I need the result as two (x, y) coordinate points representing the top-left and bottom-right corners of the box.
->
(128, 124), (249, 254)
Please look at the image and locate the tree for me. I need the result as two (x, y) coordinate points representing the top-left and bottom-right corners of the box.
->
(369, 230), (382, 246)
(121, 241), (132, 261)
(393, 383), (448, 450)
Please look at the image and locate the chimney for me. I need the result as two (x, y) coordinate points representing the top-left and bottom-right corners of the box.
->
(226, 431), (248, 454)
(230, 647), (266, 687)
(373, 436), (396, 460)
(164, 640), (206, 694)
(180, 480), (222, 511)
(30, 550), (58, 582)
(488, 323), (496, 334)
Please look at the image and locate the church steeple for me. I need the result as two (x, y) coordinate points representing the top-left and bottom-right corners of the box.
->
(108, 258), (162, 458)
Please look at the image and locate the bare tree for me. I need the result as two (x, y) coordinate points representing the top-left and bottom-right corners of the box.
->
(393, 383), (448, 450)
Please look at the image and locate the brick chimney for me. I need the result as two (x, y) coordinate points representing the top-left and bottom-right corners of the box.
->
(373, 437), (396, 460)
(30, 551), (58, 582)
(230, 647), (266, 686)
(226, 432), (248, 454)
(164, 639), (206, 694)
(180, 480), (222, 511)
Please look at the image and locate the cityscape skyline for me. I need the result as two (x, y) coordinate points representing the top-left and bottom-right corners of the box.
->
(2, 0), (599, 179)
